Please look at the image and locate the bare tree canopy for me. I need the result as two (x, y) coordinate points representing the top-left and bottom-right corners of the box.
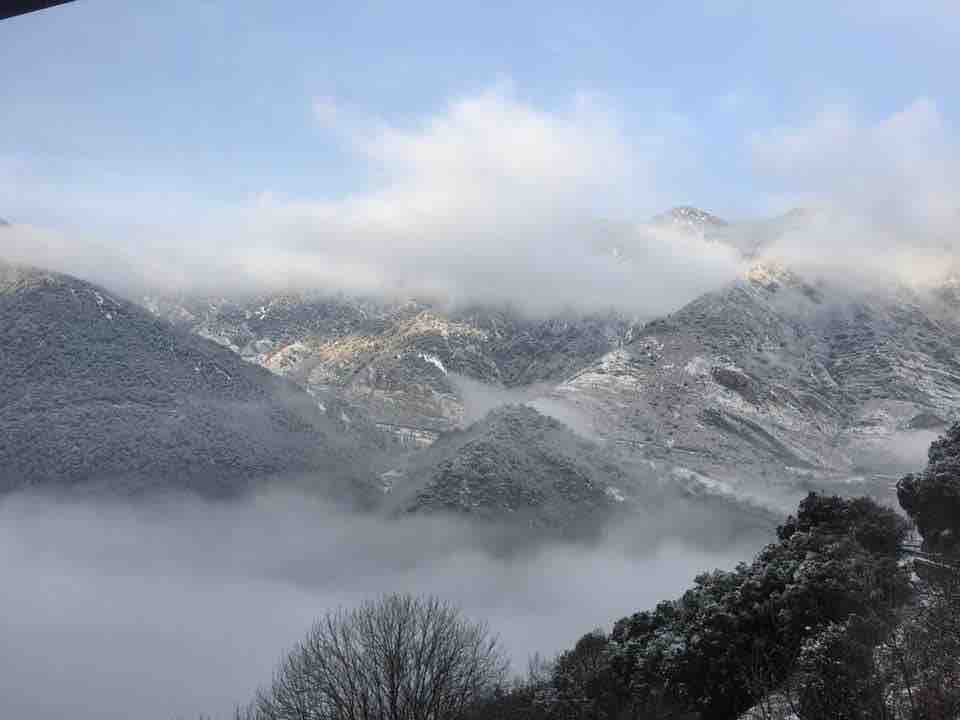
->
(244, 593), (508, 720)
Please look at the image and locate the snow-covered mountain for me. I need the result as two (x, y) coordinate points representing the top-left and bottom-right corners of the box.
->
(146, 293), (640, 447)
(381, 403), (777, 544)
(547, 257), (960, 511)
(0, 262), (385, 501)
(141, 207), (960, 522)
(651, 205), (729, 235)
(5, 204), (956, 533)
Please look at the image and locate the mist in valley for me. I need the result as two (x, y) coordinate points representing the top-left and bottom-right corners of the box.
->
(0, 489), (758, 720)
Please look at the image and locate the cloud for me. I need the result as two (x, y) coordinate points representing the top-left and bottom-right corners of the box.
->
(750, 99), (958, 234)
(226, 87), (741, 315)
(747, 99), (960, 286)
(1, 85), (742, 317)
(0, 490), (757, 720)
(14, 90), (960, 311)
(312, 96), (341, 128)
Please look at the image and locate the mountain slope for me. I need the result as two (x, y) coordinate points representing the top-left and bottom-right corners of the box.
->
(0, 263), (381, 499)
(394, 405), (626, 530)
(378, 404), (778, 544)
(147, 294), (638, 444)
(548, 259), (960, 508)
(139, 206), (960, 518)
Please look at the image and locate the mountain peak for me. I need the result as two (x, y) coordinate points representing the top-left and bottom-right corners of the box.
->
(651, 206), (729, 231)
(400, 403), (624, 534)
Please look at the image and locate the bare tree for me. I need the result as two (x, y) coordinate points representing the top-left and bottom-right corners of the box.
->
(244, 594), (508, 720)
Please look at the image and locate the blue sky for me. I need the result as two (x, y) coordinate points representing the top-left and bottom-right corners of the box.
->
(2, 1), (956, 222)
(1, 1), (958, 309)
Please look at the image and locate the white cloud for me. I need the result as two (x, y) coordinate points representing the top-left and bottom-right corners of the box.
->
(223, 87), (739, 314)
(3, 85), (742, 316)
(10, 91), (960, 308)
(750, 98), (958, 234)
(746, 98), (960, 287)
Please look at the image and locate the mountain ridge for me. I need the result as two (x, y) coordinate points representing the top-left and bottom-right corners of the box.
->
(7, 205), (957, 527)
(0, 261), (383, 501)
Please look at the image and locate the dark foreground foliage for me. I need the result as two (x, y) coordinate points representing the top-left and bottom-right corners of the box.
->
(469, 492), (910, 720)
(898, 422), (960, 557)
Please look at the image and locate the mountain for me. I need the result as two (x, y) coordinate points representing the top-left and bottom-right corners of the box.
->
(546, 258), (960, 510)
(387, 405), (627, 530)
(371, 404), (778, 544)
(0, 263), (383, 500)
(650, 205), (819, 259)
(650, 205), (729, 234)
(146, 294), (639, 446)
(139, 206), (960, 520)
(144, 206), (766, 451)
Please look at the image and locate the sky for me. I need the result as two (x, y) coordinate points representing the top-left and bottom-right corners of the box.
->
(1, 1), (958, 309)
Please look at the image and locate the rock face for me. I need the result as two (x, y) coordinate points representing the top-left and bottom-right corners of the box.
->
(0, 263), (382, 500)
(146, 294), (638, 445)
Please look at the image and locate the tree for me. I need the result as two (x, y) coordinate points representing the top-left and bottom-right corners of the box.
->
(877, 581), (960, 720)
(604, 493), (910, 720)
(794, 616), (887, 719)
(883, 424), (960, 719)
(245, 594), (508, 720)
(462, 656), (554, 720)
(549, 630), (619, 719)
(898, 422), (960, 558)
(453, 492), (913, 720)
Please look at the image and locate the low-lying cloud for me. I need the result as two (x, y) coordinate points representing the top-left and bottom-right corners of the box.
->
(0, 490), (757, 720)
(5, 91), (960, 315)
(748, 98), (960, 287)
(1, 86), (743, 317)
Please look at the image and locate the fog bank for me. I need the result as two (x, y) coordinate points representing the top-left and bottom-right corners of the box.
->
(0, 490), (755, 720)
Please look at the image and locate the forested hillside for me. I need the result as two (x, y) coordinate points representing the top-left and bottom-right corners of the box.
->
(0, 262), (384, 501)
